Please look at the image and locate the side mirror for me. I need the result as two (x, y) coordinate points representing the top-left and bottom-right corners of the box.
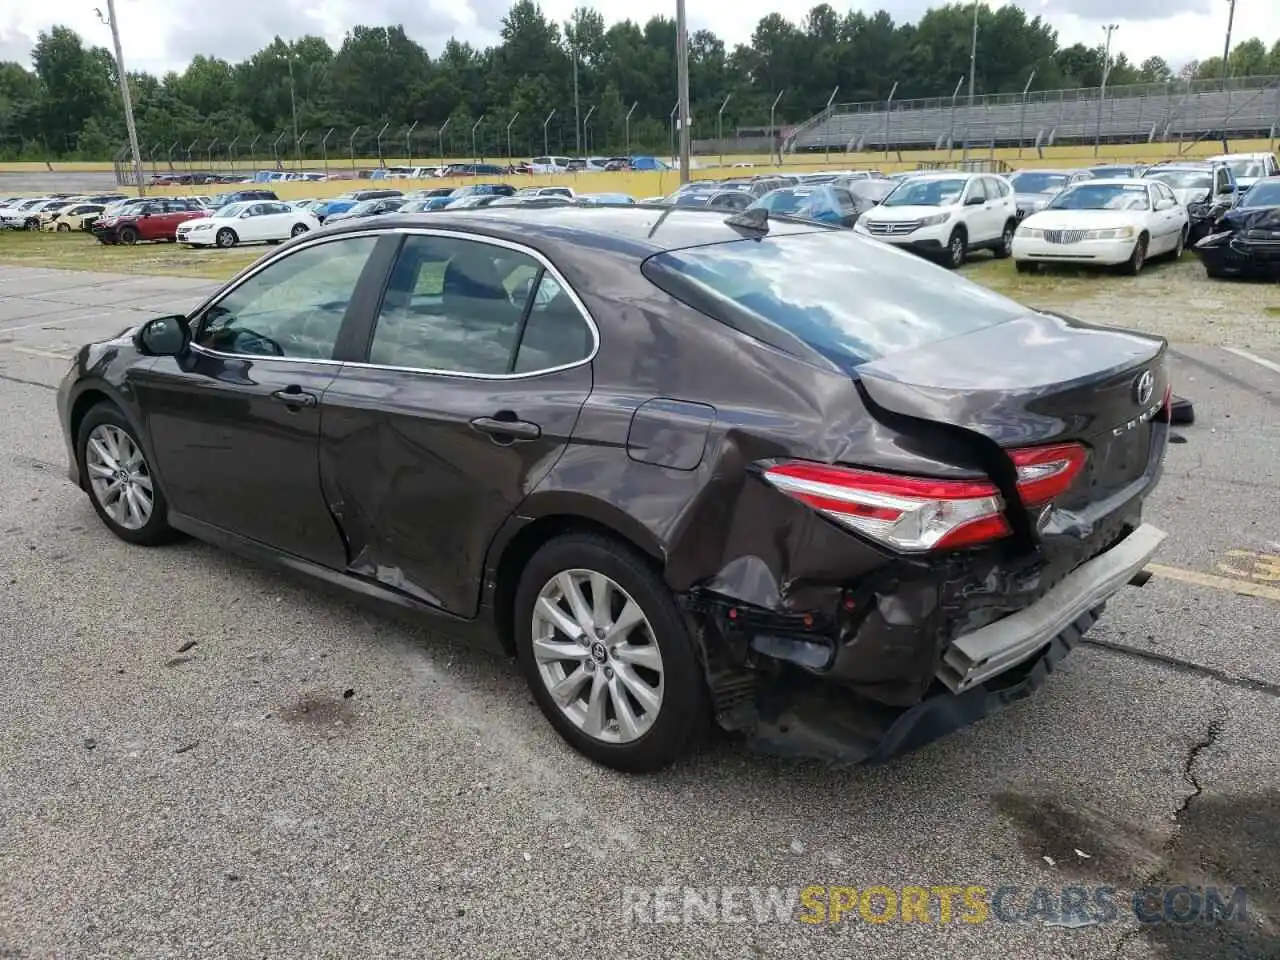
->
(135, 315), (191, 357)
(965, 195), (985, 206)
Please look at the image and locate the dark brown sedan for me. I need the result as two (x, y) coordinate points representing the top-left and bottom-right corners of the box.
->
(58, 206), (1171, 771)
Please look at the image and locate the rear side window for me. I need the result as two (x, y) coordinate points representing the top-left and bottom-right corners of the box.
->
(368, 236), (591, 376)
(642, 232), (1027, 370)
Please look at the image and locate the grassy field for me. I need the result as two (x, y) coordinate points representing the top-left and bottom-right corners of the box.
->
(0, 229), (264, 279)
(2, 137), (1275, 202)
(0, 219), (1146, 298)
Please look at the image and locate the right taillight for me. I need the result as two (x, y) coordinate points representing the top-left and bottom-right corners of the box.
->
(761, 461), (1011, 553)
(1009, 443), (1088, 505)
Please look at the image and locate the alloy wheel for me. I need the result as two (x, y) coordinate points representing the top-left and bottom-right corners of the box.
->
(291, 223), (309, 237)
(948, 234), (965, 267)
(530, 568), (665, 744)
(85, 424), (153, 530)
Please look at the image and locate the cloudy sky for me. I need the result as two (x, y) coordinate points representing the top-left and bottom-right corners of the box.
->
(1, 0), (1276, 78)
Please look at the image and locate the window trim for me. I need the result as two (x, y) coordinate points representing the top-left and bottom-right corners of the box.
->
(187, 227), (601, 380)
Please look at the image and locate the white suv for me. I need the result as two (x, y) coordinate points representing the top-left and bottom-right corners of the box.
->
(853, 172), (1019, 268)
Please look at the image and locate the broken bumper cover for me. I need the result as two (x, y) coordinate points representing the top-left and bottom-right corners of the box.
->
(742, 523), (1166, 765)
(750, 605), (1103, 766)
(939, 523), (1167, 693)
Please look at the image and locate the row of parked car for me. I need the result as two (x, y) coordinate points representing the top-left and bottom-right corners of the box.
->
(653, 151), (1280, 280)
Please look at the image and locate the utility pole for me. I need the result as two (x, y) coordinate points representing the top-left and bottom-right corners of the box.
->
(286, 50), (300, 168)
(1095, 23), (1119, 156)
(1220, 0), (1236, 152)
(98, 1), (145, 195)
(676, 0), (691, 183)
(572, 44), (581, 155)
(963, 0), (979, 160)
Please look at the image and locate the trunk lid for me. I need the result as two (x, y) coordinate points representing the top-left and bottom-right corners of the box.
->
(855, 310), (1168, 514)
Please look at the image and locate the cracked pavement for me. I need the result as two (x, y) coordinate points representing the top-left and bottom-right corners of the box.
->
(0, 266), (1278, 959)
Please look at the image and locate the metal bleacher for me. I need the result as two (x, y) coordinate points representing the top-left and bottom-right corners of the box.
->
(788, 76), (1280, 153)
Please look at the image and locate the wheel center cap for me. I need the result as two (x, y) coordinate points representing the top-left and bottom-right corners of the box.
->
(589, 641), (608, 664)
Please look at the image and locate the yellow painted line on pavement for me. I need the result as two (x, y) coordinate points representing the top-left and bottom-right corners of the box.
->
(1146, 563), (1280, 602)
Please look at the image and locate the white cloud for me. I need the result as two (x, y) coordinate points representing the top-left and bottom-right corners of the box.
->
(2, 1), (1276, 79)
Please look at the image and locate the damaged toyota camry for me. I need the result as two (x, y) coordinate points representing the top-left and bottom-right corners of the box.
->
(57, 206), (1171, 772)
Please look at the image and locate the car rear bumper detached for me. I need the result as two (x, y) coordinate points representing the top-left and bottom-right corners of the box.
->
(720, 522), (1166, 765)
(938, 522), (1166, 693)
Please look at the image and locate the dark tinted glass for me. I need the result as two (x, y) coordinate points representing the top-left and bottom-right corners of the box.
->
(368, 236), (540, 374)
(644, 231), (1026, 369)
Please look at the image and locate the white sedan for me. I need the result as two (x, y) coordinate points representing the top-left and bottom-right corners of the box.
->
(176, 200), (320, 248)
(1012, 178), (1189, 274)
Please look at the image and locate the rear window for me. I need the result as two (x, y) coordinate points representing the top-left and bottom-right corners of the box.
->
(642, 231), (1026, 369)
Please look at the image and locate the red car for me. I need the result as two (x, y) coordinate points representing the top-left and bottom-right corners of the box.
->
(92, 198), (209, 245)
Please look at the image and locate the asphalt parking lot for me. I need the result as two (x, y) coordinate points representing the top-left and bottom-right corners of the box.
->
(0, 264), (1277, 959)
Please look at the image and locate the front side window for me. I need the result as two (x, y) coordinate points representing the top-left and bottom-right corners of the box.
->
(194, 237), (377, 359)
(368, 236), (591, 375)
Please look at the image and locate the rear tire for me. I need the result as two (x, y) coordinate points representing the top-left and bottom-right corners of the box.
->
(513, 533), (709, 772)
(943, 228), (967, 269)
(290, 223), (309, 237)
(992, 220), (1016, 259)
(1169, 227), (1186, 261)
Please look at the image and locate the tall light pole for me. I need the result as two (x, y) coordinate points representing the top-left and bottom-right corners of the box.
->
(285, 49), (300, 168)
(963, 0), (979, 161)
(676, 0), (692, 184)
(572, 43), (582, 155)
(97, 2), (145, 195)
(1221, 0), (1237, 152)
(1095, 23), (1119, 157)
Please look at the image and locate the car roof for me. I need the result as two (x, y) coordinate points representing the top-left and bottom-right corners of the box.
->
(316, 205), (827, 259)
(1011, 168), (1078, 175)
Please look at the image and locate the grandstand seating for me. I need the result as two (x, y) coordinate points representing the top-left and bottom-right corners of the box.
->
(788, 76), (1280, 152)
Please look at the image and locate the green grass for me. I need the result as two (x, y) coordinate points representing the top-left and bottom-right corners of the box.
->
(0, 229), (263, 280)
(1264, 306), (1280, 317)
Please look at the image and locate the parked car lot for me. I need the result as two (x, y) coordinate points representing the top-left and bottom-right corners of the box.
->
(0, 250), (1276, 956)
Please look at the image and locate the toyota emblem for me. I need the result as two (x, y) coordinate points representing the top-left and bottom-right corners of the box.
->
(1133, 370), (1154, 406)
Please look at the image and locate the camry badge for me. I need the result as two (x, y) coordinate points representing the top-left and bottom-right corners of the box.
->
(1133, 370), (1154, 407)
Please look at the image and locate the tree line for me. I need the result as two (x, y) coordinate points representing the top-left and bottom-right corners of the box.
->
(1, 1), (1278, 161)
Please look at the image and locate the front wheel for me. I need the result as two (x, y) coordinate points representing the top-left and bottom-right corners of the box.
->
(56, 222), (71, 232)
(1122, 235), (1148, 275)
(943, 229), (967, 269)
(118, 226), (138, 245)
(993, 221), (1016, 259)
(215, 228), (237, 248)
(514, 533), (709, 772)
(76, 404), (179, 546)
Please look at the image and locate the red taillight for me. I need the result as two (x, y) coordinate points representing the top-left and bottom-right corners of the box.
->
(1009, 443), (1088, 505)
(1158, 383), (1173, 422)
(762, 462), (1011, 553)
